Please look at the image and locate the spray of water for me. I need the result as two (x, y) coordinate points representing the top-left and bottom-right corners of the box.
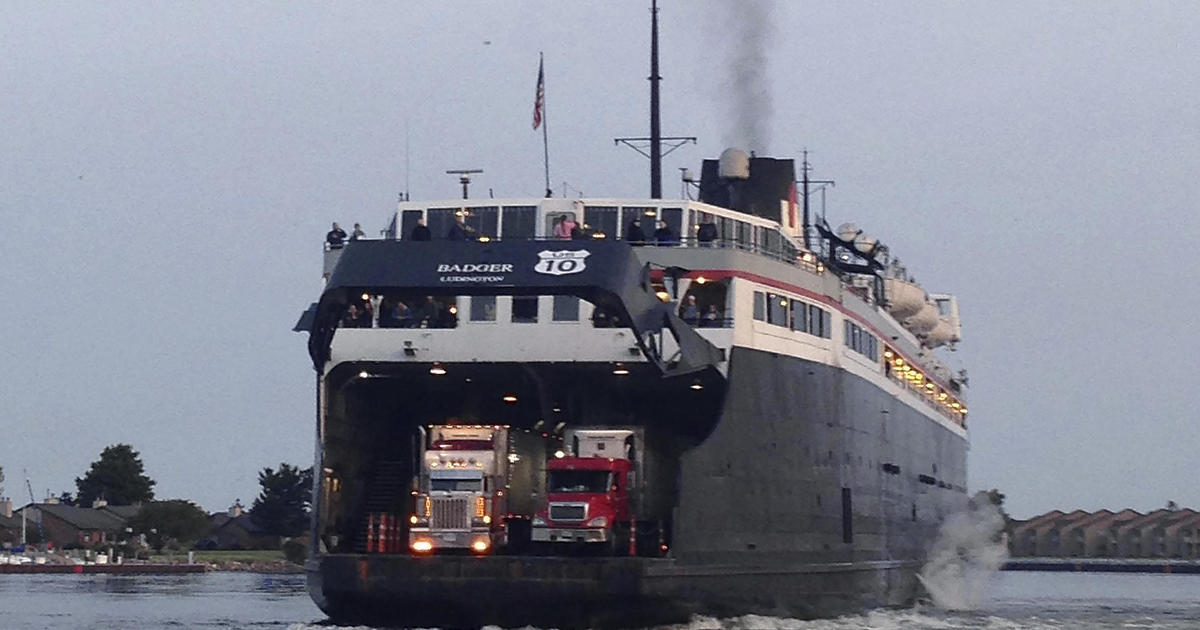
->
(917, 492), (1009, 611)
(717, 0), (774, 154)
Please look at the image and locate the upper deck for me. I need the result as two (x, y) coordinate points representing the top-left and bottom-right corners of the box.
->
(310, 196), (968, 430)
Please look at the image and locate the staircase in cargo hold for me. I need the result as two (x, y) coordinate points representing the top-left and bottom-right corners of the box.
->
(353, 460), (410, 553)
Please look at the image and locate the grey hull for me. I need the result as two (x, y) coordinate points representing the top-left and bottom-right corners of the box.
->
(309, 347), (968, 627)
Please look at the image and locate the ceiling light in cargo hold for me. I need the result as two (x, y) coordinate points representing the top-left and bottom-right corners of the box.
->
(429, 362), (446, 375)
(503, 395), (518, 403)
(612, 363), (630, 376)
(695, 276), (707, 284)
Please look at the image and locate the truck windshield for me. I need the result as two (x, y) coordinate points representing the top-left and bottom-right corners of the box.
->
(430, 477), (483, 492)
(548, 470), (610, 493)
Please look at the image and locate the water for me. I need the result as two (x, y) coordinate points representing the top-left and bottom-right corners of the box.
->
(1, 571), (1198, 629)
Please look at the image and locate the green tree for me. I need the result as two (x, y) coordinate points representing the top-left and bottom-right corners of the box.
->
(0, 465), (5, 497)
(128, 500), (210, 551)
(75, 444), (156, 506)
(57, 491), (76, 506)
(250, 463), (313, 536)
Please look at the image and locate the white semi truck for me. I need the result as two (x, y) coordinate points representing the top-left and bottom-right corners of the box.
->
(408, 424), (547, 555)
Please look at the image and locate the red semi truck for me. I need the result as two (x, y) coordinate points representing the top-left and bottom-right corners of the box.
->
(530, 427), (670, 556)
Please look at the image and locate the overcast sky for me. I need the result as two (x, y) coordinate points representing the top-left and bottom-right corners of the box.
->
(2, 2), (1196, 519)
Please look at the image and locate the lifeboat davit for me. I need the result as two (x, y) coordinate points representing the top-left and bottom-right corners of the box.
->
(885, 277), (927, 320)
(904, 302), (939, 334)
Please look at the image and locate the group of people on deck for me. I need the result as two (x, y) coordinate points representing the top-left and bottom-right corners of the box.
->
(329, 214), (724, 246)
(341, 295), (457, 329)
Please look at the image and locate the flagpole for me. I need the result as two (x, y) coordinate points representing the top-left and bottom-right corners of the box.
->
(540, 52), (551, 197)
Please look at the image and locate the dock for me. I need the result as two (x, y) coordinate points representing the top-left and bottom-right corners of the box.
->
(0, 563), (206, 574)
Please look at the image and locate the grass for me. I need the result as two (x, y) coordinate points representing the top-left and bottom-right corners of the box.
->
(156, 549), (287, 564)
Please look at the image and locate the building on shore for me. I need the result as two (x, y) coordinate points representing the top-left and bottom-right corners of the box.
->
(1009, 508), (1200, 559)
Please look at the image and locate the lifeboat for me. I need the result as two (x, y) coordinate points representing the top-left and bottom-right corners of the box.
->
(884, 277), (927, 320)
(924, 318), (961, 348)
(903, 302), (939, 334)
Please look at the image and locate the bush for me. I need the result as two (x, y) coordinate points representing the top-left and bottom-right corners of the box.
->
(281, 539), (307, 564)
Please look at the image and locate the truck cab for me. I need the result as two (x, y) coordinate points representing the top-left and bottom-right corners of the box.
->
(531, 428), (666, 555)
(534, 455), (632, 546)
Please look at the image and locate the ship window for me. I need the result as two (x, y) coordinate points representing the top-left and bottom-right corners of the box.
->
(821, 310), (832, 339)
(400, 210), (423, 240)
(767, 293), (788, 326)
(501, 206), (536, 239)
(512, 296), (538, 323)
(552, 295), (579, 321)
(584, 206), (617, 239)
(808, 305), (823, 336)
(465, 206), (498, 239)
(470, 296), (496, 322)
(662, 208), (683, 243)
(844, 320), (853, 348)
(791, 301), (807, 332)
(753, 291), (766, 321)
(623, 207), (656, 236)
(427, 208), (458, 240)
(763, 229), (781, 257)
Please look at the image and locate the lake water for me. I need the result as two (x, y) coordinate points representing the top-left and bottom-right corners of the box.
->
(1, 570), (1198, 629)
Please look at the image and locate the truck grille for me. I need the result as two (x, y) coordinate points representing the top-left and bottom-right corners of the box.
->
(549, 503), (587, 522)
(430, 497), (470, 529)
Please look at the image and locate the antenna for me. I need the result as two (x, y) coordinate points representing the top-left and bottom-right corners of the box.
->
(614, 0), (696, 199)
(799, 150), (834, 250)
(445, 169), (483, 200)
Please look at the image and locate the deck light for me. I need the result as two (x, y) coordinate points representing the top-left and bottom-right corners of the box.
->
(361, 293), (370, 300)
(503, 395), (518, 403)
(429, 362), (447, 376)
(690, 380), (704, 391)
(612, 363), (630, 376)
(477, 235), (491, 242)
(449, 306), (458, 315)
(358, 370), (370, 379)
(591, 231), (606, 239)
(695, 276), (707, 285)
(554, 450), (565, 459)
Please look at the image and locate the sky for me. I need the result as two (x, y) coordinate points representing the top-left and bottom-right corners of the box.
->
(2, 1), (1197, 519)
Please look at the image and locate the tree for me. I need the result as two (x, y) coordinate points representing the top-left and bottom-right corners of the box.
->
(57, 491), (76, 506)
(128, 500), (210, 551)
(250, 463), (313, 536)
(75, 444), (156, 506)
(0, 465), (5, 497)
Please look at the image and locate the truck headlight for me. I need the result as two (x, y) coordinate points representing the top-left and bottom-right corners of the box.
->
(532, 516), (546, 527)
(587, 516), (608, 528)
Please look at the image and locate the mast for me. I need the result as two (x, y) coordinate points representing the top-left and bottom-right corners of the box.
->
(649, 0), (662, 199)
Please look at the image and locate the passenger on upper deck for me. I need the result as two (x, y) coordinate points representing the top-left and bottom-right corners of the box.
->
(410, 218), (431, 241)
(554, 214), (576, 239)
(415, 296), (439, 328)
(626, 218), (646, 245)
(701, 304), (722, 327)
(680, 295), (700, 325)
(326, 222), (347, 249)
(350, 223), (366, 240)
(697, 216), (717, 246)
(447, 214), (468, 241)
(654, 220), (677, 246)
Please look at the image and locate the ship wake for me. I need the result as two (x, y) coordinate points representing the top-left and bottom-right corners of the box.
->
(916, 492), (1009, 611)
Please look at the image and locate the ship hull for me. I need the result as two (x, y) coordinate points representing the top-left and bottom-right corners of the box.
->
(308, 347), (967, 627)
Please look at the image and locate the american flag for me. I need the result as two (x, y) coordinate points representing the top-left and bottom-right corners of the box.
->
(532, 57), (545, 130)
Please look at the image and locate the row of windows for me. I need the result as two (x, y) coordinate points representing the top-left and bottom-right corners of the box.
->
(469, 295), (580, 324)
(752, 291), (832, 339)
(843, 321), (879, 361)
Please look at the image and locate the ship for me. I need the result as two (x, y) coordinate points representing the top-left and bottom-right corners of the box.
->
(294, 8), (969, 630)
